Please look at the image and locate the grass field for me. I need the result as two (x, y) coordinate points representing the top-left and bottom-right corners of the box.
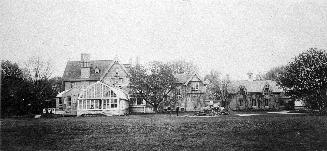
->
(1, 113), (327, 151)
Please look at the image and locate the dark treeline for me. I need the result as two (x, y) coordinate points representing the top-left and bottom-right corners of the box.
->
(1, 59), (62, 116)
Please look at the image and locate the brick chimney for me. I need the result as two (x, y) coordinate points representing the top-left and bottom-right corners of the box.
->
(247, 72), (253, 81)
(81, 53), (90, 79)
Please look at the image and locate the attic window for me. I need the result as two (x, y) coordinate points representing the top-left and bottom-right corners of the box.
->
(94, 67), (100, 74)
(191, 82), (199, 91)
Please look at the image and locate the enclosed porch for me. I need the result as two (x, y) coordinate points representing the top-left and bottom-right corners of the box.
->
(77, 81), (129, 116)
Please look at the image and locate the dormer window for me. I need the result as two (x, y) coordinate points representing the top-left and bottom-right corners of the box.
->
(263, 84), (270, 95)
(239, 86), (246, 95)
(94, 67), (100, 74)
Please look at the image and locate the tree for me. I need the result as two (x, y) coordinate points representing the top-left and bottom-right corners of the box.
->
(204, 71), (232, 108)
(204, 70), (222, 101)
(22, 57), (57, 114)
(221, 74), (232, 108)
(1, 60), (31, 115)
(1, 58), (60, 116)
(263, 66), (285, 81)
(168, 60), (199, 74)
(23, 56), (53, 81)
(129, 61), (177, 112)
(277, 48), (327, 111)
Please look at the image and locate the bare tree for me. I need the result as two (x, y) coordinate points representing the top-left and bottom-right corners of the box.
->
(204, 70), (222, 101)
(22, 56), (56, 113)
(23, 56), (53, 81)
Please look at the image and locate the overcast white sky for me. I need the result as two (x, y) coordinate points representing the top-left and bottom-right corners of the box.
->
(1, 0), (327, 80)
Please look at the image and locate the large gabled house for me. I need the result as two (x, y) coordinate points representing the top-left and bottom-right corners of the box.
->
(56, 53), (153, 116)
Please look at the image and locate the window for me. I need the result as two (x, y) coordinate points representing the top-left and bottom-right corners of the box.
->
(83, 100), (86, 109)
(94, 67), (100, 74)
(94, 100), (99, 109)
(111, 90), (116, 97)
(264, 99), (269, 107)
(192, 83), (199, 91)
(263, 84), (270, 95)
(136, 98), (143, 105)
(79, 100), (100, 110)
(67, 96), (72, 106)
(130, 97), (144, 105)
(103, 99), (115, 109)
(130, 98), (136, 105)
(103, 99), (109, 109)
(111, 99), (118, 108)
(239, 98), (243, 106)
(87, 100), (91, 109)
(81, 61), (89, 68)
(252, 98), (257, 106)
(78, 100), (82, 109)
(176, 88), (181, 95)
(104, 91), (110, 97)
(239, 86), (246, 95)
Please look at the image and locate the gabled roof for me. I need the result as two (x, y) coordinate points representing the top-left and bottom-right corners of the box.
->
(174, 73), (204, 85)
(228, 80), (283, 94)
(100, 61), (130, 81)
(174, 73), (190, 84)
(56, 89), (72, 97)
(62, 60), (131, 81)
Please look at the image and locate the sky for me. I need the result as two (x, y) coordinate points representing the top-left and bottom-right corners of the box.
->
(1, 0), (327, 80)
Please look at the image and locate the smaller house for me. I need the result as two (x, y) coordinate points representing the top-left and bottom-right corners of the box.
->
(166, 73), (207, 111)
(228, 79), (291, 110)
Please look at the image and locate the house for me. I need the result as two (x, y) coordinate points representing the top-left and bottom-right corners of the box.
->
(227, 74), (292, 110)
(55, 53), (153, 116)
(166, 73), (207, 111)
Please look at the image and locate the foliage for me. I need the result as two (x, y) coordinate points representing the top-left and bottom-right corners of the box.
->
(263, 66), (285, 81)
(204, 70), (222, 100)
(277, 48), (327, 111)
(129, 62), (177, 112)
(1, 58), (62, 116)
(221, 74), (232, 107)
(204, 71), (231, 107)
(1, 60), (30, 115)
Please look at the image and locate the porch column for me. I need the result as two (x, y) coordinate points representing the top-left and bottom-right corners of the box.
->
(102, 99), (104, 110)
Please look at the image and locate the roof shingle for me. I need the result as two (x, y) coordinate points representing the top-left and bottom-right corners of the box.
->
(228, 80), (283, 93)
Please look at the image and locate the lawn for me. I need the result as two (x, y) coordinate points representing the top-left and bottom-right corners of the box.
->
(1, 113), (327, 151)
